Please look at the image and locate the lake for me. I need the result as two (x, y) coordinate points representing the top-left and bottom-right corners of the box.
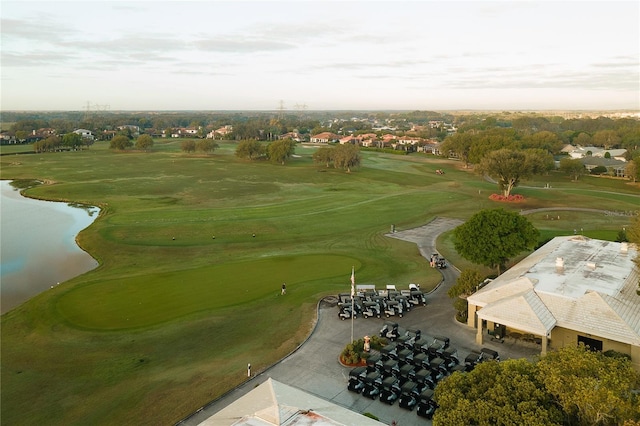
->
(0, 180), (100, 314)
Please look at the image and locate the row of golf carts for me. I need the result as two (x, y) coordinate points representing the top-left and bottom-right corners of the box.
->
(338, 284), (427, 320)
(347, 323), (500, 419)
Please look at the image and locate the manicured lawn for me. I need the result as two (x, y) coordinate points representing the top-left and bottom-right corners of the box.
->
(1, 141), (638, 425)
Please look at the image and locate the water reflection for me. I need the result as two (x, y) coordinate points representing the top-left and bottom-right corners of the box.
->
(0, 180), (100, 314)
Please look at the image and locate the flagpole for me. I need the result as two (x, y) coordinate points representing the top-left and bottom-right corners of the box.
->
(350, 266), (355, 343)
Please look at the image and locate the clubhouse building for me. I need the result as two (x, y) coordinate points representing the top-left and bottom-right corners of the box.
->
(467, 236), (640, 371)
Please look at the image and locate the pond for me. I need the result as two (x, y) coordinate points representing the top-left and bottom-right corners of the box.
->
(0, 180), (100, 314)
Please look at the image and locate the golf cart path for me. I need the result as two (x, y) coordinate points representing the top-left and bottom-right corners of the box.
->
(179, 217), (540, 426)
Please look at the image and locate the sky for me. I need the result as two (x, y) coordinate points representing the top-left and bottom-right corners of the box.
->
(1, 0), (639, 111)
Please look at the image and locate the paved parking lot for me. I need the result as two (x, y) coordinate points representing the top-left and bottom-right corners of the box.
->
(181, 218), (542, 425)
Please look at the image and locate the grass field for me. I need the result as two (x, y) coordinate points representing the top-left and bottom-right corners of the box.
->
(1, 140), (638, 425)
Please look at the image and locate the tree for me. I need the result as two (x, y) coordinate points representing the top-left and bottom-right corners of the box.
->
(468, 128), (520, 164)
(447, 269), (484, 299)
(15, 130), (28, 142)
(433, 346), (640, 426)
(235, 139), (264, 160)
(433, 359), (563, 426)
(333, 143), (361, 172)
(313, 146), (334, 168)
(267, 139), (296, 164)
(135, 134), (154, 151)
(537, 345), (640, 425)
(196, 139), (218, 154)
(476, 149), (537, 197)
(34, 135), (61, 153)
(447, 270), (484, 323)
(62, 132), (83, 150)
(592, 129), (621, 149)
(574, 132), (592, 146)
(521, 130), (563, 153)
(181, 140), (195, 153)
(109, 135), (132, 150)
(440, 132), (474, 168)
(559, 157), (586, 181)
(453, 208), (539, 274)
(524, 148), (555, 175)
(625, 160), (638, 183)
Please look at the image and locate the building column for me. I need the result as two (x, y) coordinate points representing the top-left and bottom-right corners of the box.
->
(467, 303), (476, 328)
(476, 320), (484, 345)
(541, 334), (548, 355)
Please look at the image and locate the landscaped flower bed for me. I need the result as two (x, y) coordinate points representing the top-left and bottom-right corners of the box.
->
(489, 193), (525, 202)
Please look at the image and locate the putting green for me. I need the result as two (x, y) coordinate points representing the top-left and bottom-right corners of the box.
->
(56, 254), (359, 330)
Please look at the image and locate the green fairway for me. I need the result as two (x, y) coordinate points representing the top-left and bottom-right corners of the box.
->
(1, 140), (638, 425)
(56, 254), (359, 329)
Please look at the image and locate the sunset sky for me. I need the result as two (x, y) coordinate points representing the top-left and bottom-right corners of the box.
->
(2, 0), (639, 111)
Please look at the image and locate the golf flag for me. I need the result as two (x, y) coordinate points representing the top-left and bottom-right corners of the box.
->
(350, 266), (355, 297)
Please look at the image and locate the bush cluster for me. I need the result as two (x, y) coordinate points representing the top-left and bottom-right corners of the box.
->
(340, 335), (388, 365)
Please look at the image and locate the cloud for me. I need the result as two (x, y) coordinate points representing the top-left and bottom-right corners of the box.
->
(192, 37), (296, 53)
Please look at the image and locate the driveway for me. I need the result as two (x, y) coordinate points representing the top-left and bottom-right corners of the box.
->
(180, 217), (542, 425)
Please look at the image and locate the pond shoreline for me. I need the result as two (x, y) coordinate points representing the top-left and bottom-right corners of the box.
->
(0, 180), (100, 314)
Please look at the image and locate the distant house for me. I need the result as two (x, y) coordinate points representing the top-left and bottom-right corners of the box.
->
(117, 125), (140, 136)
(339, 135), (361, 145)
(0, 132), (17, 145)
(421, 140), (442, 155)
(73, 129), (94, 140)
(581, 157), (628, 177)
(309, 132), (339, 143)
(206, 125), (233, 139)
(563, 145), (627, 162)
(279, 131), (304, 142)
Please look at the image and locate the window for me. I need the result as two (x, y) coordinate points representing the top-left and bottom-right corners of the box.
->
(577, 335), (602, 352)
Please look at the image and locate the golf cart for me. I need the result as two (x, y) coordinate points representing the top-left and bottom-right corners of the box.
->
(416, 389), (438, 419)
(398, 381), (422, 410)
(442, 346), (460, 370)
(361, 301), (381, 318)
(398, 363), (416, 385)
(384, 300), (403, 317)
(464, 350), (484, 371)
(366, 353), (383, 373)
(412, 352), (429, 370)
(379, 376), (402, 405)
(414, 368), (436, 390)
(429, 357), (447, 382)
(380, 342), (398, 361)
(347, 366), (367, 393)
(361, 371), (383, 399)
(413, 337), (431, 355)
(337, 303), (355, 320)
(381, 359), (400, 378)
(380, 322), (400, 341)
(481, 347), (500, 361)
(407, 283), (427, 306)
(397, 348), (414, 366)
(393, 294), (411, 313)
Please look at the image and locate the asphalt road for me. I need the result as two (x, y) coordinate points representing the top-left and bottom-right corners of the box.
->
(179, 217), (542, 426)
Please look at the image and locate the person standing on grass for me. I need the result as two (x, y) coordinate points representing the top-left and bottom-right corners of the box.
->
(281, 283), (286, 295)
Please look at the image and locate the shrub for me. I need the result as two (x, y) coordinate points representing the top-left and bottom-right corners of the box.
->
(590, 165), (607, 175)
(340, 336), (387, 365)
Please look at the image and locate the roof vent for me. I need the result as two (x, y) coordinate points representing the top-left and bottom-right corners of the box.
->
(555, 257), (564, 271)
(586, 262), (596, 270)
(621, 242), (628, 254)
